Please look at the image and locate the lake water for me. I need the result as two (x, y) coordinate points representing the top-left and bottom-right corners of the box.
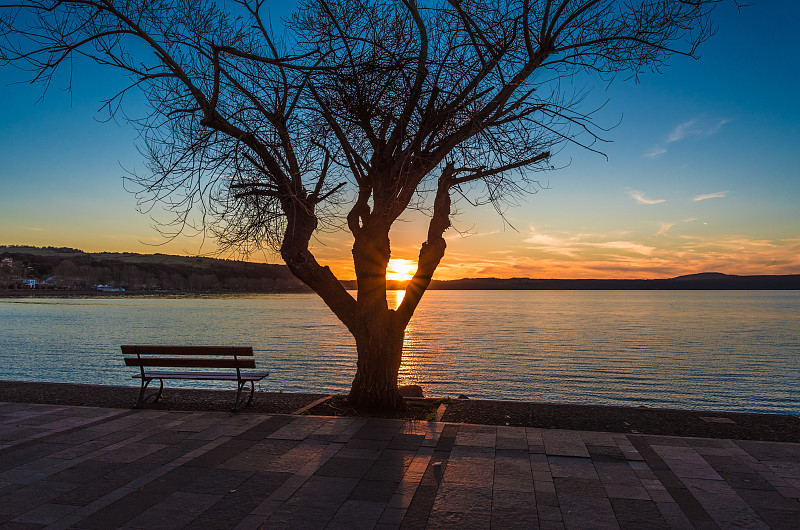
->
(1, 291), (798, 414)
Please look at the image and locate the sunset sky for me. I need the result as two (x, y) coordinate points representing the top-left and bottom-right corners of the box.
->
(1, 2), (798, 281)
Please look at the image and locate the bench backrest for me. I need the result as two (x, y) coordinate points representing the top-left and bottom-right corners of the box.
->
(122, 345), (256, 369)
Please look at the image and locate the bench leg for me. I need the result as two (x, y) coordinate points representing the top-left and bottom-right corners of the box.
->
(135, 378), (151, 408)
(153, 378), (164, 403)
(232, 380), (242, 412)
(134, 378), (164, 408)
(246, 380), (255, 406)
(232, 380), (256, 412)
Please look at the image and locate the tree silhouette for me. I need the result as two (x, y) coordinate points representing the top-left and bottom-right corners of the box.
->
(1, 0), (720, 410)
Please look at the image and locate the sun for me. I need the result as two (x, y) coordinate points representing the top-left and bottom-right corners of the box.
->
(387, 258), (416, 282)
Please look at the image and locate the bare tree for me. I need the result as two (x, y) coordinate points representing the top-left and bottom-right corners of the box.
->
(1, 0), (720, 410)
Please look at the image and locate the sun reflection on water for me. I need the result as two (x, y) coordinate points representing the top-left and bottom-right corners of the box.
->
(387, 289), (405, 310)
(399, 309), (422, 387)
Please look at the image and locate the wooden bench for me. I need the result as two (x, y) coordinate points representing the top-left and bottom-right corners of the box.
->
(122, 345), (269, 411)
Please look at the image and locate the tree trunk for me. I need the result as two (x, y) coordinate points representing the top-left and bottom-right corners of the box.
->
(348, 315), (405, 411)
(347, 221), (407, 411)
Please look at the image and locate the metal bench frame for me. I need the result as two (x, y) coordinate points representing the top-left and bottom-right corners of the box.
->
(122, 345), (269, 411)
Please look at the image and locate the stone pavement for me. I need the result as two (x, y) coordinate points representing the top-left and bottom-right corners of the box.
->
(1, 402), (798, 529)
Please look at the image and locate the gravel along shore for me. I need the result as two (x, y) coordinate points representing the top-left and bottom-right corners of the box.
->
(0, 380), (327, 415)
(1, 380), (797, 442)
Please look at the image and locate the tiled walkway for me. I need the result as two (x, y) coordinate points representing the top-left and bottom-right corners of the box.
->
(1, 402), (798, 529)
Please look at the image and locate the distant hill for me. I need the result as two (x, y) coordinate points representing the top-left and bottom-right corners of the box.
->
(0, 246), (307, 292)
(378, 272), (800, 290)
(421, 273), (800, 290)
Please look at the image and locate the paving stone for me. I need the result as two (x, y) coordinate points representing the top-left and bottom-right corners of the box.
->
(121, 491), (224, 529)
(363, 460), (413, 483)
(48, 460), (123, 484)
(441, 458), (493, 486)
(595, 461), (642, 486)
(0, 443), (69, 473)
(610, 498), (669, 529)
(775, 485), (800, 499)
(51, 475), (130, 506)
(267, 418), (328, 441)
(644, 437), (690, 448)
(736, 440), (800, 463)
(10, 502), (76, 526)
(264, 501), (337, 529)
(217, 439), (299, 471)
(581, 432), (619, 447)
(377, 506), (405, 526)
(750, 506), (800, 530)
(0, 520), (46, 529)
(432, 482), (492, 514)
(94, 442), (169, 464)
(547, 455), (598, 479)
(73, 465), (209, 529)
(588, 444), (628, 462)
(654, 501), (694, 530)
(387, 481), (419, 509)
(490, 510), (538, 528)
(178, 467), (256, 495)
(45, 440), (112, 460)
(347, 479), (400, 503)
(737, 487), (800, 511)
(0, 481), (78, 519)
(554, 477), (607, 498)
(230, 514), (268, 530)
(353, 425), (403, 442)
(265, 473), (308, 502)
(426, 509), (491, 529)
(559, 495), (620, 529)
(325, 499), (386, 529)
(388, 434), (424, 451)
(491, 489), (538, 526)
(603, 482), (651, 500)
(191, 471), (293, 527)
(454, 431), (495, 448)
(315, 456), (374, 479)
(287, 475), (359, 507)
(542, 431), (590, 458)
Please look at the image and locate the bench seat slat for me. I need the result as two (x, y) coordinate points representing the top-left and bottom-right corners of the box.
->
(125, 358), (257, 369)
(121, 345), (254, 356)
(133, 371), (269, 381)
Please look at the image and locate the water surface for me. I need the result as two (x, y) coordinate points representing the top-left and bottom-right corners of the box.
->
(1, 290), (797, 414)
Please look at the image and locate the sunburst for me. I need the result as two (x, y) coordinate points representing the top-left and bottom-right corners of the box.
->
(386, 258), (416, 282)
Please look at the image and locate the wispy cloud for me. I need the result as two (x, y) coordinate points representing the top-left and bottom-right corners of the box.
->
(693, 191), (727, 202)
(628, 189), (665, 205)
(645, 118), (729, 158)
(656, 222), (675, 236)
(523, 228), (580, 257)
(644, 147), (667, 159)
(588, 241), (656, 256)
(668, 118), (729, 142)
(24, 227), (44, 232)
(667, 119), (697, 142)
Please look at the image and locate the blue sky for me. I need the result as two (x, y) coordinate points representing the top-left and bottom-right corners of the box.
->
(1, 1), (798, 279)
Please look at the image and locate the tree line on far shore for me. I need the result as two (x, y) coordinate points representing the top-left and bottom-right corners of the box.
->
(0, 246), (307, 292)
